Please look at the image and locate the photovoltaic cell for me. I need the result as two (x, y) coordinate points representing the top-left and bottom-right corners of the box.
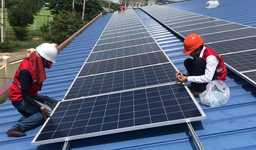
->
(174, 20), (228, 32)
(34, 84), (204, 144)
(224, 50), (256, 72)
(164, 16), (203, 24)
(101, 29), (147, 39)
(93, 37), (155, 52)
(65, 63), (176, 99)
(103, 26), (145, 35)
(208, 36), (256, 54)
(88, 43), (161, 62)
(180, 23), (245, 36)
(106, 23), (142, 29)
(80, 52), (169, 76)
(243, 71), (256, 83)
(167, 18), (215, 28)
(203, 28), (256, 43)
(98, 32), (150, 45)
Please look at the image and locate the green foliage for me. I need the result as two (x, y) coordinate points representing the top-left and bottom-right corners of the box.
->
(48, 0), (73, 13)
(6, 0), (43, 40)
(100, 0), (120, 11)
(48, 0), (103, 20)
(41, 0), (103, 43)
(84, 0), (103, 21)
(41, 11), (84, 43)
(0, 40), (43, 52)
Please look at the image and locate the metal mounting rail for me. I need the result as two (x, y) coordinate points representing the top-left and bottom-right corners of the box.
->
(62, 139), (70, 150)
(186, 122), (204, 150)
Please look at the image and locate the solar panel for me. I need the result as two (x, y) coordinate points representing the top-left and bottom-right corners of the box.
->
(88, 43), (161, 62)
(33, 84), (204, 145)
(33, 9), (206, 146)
(65, 63), (176, 99)
(164, 16), (204, 24)
(168, 18), (215, 28)
(104, 25), (145, 34)
(98, 32), (150, 45)
(224, 50), (256, 72)
(80, 52), (169, 76)
(208, 36), (256, 54)
(101, 29), (147, 38)
(106, 23), (143, 30)
(203, 28), (256, 44)
(243, 71), (256, 83)
(180, 23), (245, 36)
(93, 37), (155, 52)
(101, 30), (148, 40)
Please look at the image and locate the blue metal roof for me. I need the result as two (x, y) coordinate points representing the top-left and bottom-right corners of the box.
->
(1, 0), (256, 149)
(173, 0), (256, 27)
(0, 13), (111, 150)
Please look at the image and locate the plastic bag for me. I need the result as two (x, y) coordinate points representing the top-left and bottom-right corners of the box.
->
(206, 0), (220, 9)
(199, 80), (230, 107)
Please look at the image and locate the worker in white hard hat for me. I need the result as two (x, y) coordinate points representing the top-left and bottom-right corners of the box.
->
(7, 43), (58, 137)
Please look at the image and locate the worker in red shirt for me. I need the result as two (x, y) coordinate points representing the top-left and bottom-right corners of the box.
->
(176, 33), (227, 95)
(7, 43), (58, 137)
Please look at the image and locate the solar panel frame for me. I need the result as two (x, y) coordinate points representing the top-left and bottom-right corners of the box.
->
(180, 23), (245, 36)
(101, 30), (148, 40)
(167, 18), (215, 28)
(174, 20), (230, 32)
(32, 84), (205, 145)
(104, 25), (145, 33)
(87, 43), (161, 62)
(203, 27), (256, 44)
(207, 36), (256, 54)
(93, 37), (155, 52)
(164, 15), (203, 24)
(66, 63), (177, 99)
(101, 29), (148, 38)
(79, 52), (169, 76)
(243, 71), (256, 84)
(97, 33), (151, 45)
(33, 9), (207, 146)
(224, 50), (256, 72)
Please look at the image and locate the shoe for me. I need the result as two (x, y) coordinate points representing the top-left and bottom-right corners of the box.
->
(7, 127), (26, 137)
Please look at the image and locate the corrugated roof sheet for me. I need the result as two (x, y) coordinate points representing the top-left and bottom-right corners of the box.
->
(173, 0), (256, 27)
(0, 13), (111, 150)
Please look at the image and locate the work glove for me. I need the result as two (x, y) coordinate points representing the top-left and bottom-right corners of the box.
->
(176, 72), (188, 83)
(40, 107), (50, 120)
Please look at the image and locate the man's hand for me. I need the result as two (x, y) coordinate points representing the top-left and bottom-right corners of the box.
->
(40, 107), (50, 120)
(176, 72), (188, 83)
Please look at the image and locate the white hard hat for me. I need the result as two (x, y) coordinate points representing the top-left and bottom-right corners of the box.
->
(36, 43), (58, 63)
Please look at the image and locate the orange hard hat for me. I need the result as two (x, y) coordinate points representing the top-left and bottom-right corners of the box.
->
(183, 33), (204, 56)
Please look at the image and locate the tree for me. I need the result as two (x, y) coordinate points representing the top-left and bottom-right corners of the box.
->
(48, 0), (103, 20)
(7, 0), (43, 40)
(41, 11), (83, 43)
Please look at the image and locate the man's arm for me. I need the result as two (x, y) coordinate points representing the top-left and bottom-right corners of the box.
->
(20, 70), (41, 110)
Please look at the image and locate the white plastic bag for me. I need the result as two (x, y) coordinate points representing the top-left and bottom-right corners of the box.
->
(199, 80), (230, 107)
(206, 0), (220, 9)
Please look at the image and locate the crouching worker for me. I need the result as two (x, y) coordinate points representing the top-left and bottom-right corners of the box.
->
(176, 33), (227, 96)
(7, 43), (58, 137)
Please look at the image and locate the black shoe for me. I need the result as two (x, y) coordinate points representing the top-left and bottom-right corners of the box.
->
(7, 127), (26, 137)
